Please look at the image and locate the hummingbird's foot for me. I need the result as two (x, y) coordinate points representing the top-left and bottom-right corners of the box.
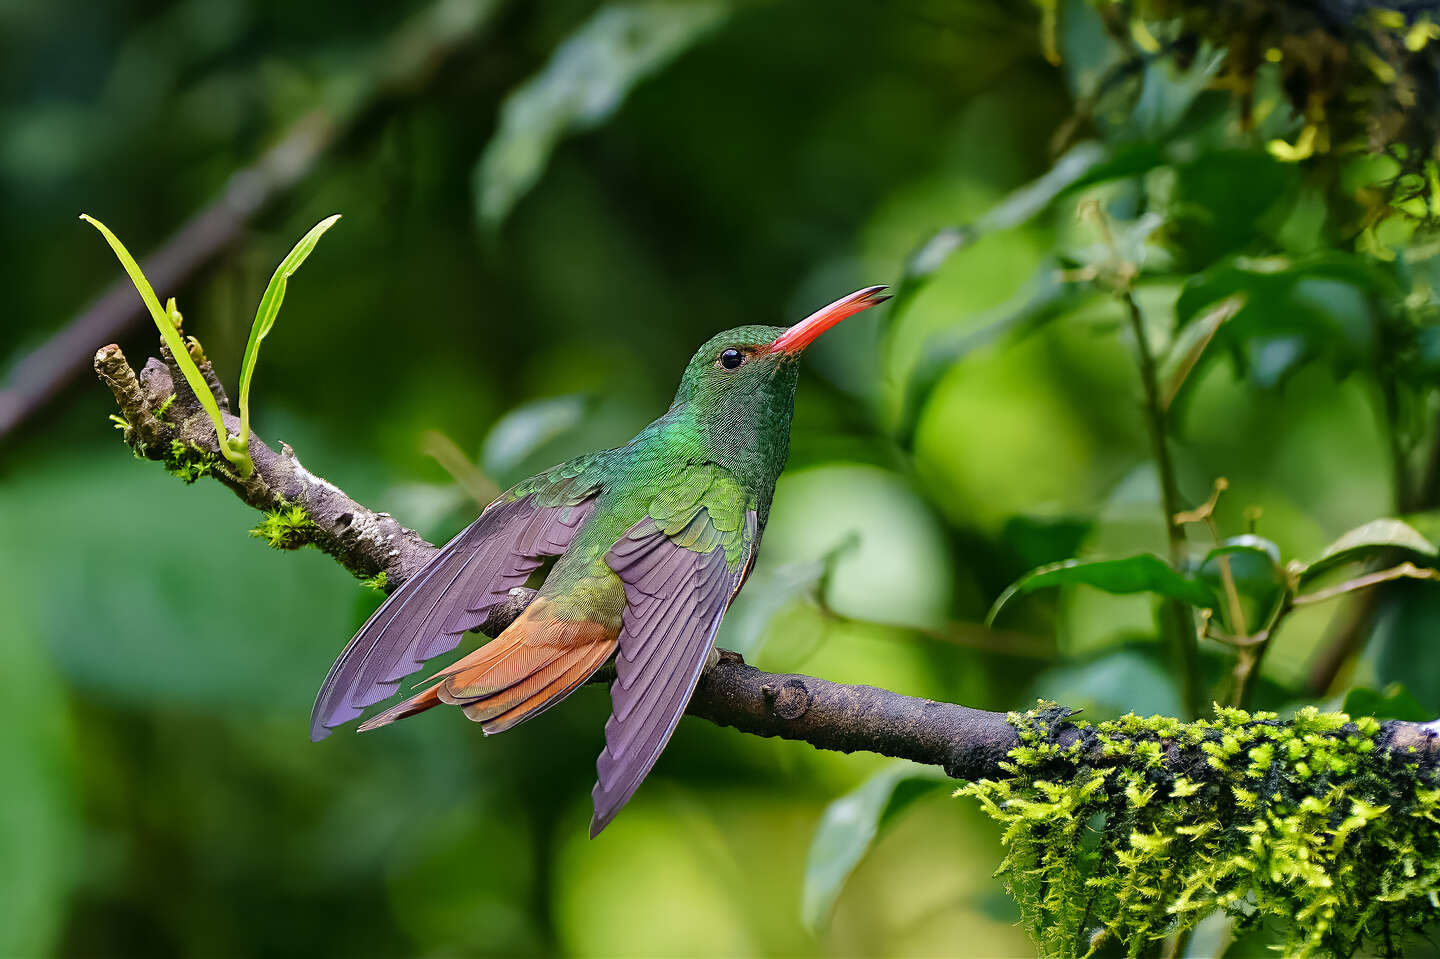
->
(704, 647), (744, 673)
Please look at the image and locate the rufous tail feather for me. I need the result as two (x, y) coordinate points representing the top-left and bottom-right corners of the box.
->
(357, 602), (617, 734)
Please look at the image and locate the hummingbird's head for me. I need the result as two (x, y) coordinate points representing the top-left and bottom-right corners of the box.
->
(670, 286), (890, 416)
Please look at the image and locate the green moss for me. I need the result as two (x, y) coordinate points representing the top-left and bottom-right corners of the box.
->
(154, 393), (175, 422)
(961, 704), (1440, 958)
(163, 439), (218, 483)
(360, 570), (387, 592)
(249, 503), (319, 550)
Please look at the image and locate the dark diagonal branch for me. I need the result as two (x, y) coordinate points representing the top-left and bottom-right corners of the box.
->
(0, 0), (500, 442)
(94, 341), (1440, 779)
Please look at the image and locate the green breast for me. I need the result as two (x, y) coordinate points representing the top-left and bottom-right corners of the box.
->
(504, 413), (761, 627)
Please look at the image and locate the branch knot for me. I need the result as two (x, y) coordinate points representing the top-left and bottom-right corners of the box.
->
(771, 679), (811, 720)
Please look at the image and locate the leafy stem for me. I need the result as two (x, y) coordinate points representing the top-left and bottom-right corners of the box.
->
(80, 214), (247, 473)
(1077, 198), (1200, 715)
(83, 213), (340, 479)
(1116, 274), (1200, 718)
(1229, 585), (1290, 710)
(1175, 477), (1249, 637)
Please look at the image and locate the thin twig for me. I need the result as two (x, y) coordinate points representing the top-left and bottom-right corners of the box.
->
(421, 429), (500, 505)
(1176, 477), (1249, 639)
(1293, 562), (1440, 606)
(1231, 591), (1292, 710)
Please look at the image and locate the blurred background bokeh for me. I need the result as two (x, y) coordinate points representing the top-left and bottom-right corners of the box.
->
(5, 0), (1440, 955)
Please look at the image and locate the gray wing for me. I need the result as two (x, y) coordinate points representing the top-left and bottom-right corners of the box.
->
(591, 509), (757, 836)
(310, 493), (597, 740)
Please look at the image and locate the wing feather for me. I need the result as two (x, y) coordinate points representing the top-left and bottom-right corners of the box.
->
(590, 509), (757, 836)
(310, 491), (597, 740)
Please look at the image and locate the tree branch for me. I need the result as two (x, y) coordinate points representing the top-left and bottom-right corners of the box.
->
(95, 344), (433, 586)
(93, 341), (1440, 778)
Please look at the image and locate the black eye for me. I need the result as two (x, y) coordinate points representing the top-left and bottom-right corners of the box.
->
(718, 348), (744, 370)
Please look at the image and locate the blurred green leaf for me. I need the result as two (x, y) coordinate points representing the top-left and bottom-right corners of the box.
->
(1175, 254), (1395, 388)
(1373, 587), (1440, 712)
(237, 214), (342, 455)
(481, 394), (589, 479)
(1201, 535), (1282, 568)
(1301, 518), (1437, 582)
(1342, 683), (1433, 722)
(474, 1), (726, 228)
(1057, 0), (1124, 100)
(1002, 515), (1094, 571)
(988, 554), (1218, 626)
(977, 142), (1108, 233)
(1159, 295), (1242, 412)
(888, 142), (1107, 329)
(1168, 152), (1292, 266)
(1412, 324), (1440, 381)
(1124, 46), (1225, 142)
(713, 557), (825, 660)
(899, 261), (1094, 443)
(973, 141), (1105, 236)
(1027, 646), (1182, 718)
(0, 579), (77, 958)
(716, 534), (857, 659)
(802, 761), (946, 933)
(1064, 141), (1168, 191)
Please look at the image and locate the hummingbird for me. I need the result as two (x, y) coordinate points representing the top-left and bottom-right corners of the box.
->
(310, 285), (890, 835)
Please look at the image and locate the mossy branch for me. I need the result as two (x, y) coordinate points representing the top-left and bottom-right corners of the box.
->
(95, 332), (1440, 956)
(964, 705), (1440, 957)
(91, 332), (1440, 777)
(94, 343), (432, 586)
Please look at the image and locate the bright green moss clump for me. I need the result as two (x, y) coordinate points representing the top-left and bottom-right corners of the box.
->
(163, 438), (218, 484)
(249, 503), (319, 550)
(961, 704), (1440, 958)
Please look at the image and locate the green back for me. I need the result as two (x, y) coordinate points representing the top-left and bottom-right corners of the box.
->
(503, 324), (805, 622)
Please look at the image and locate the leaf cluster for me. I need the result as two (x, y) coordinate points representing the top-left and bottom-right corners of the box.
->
(1052, 0), (1440, 231)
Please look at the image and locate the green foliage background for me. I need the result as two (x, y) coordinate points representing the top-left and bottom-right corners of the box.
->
(3, 0), (1439, 955)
